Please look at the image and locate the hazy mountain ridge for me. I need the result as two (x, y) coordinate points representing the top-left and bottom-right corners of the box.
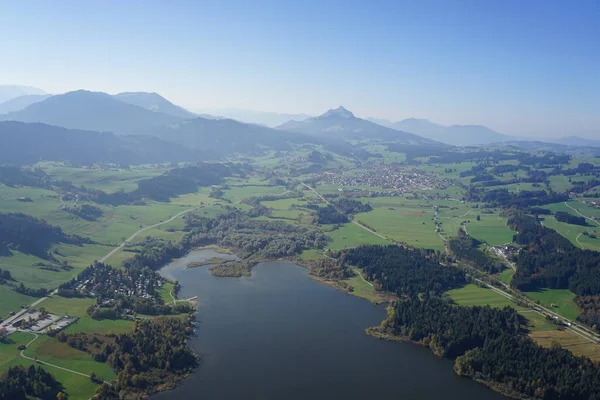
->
(0, 94), (52, 114)
(278, 107), (440, 145)
(0, 85), (46, 104)
(114, 92), (197, 119)
(386, 118), (511, 145)
(194, 107), (312, 127)
(0, 90), (183, 135)
(546, 135), (600, 148)
(497, 140), (600, 157)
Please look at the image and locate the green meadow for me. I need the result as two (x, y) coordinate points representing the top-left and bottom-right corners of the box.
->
(524, 288), (580, 321)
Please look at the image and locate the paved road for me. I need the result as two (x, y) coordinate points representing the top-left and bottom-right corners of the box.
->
(20, 332), (91, 378)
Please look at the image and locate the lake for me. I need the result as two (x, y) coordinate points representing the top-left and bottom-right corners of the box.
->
(156, 249), (506, 400)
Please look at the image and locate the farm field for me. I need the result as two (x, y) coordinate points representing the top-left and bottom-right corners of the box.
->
(326, 223), (389, 250)
(541, 217), (600, 252)
(38, 163), (167, 193)
(548, 175), (573, 192)
(444, 284), (562, 331)
(63, 317), (134, 335)
(523, 288), (580, 321)
(530, 330), (600, 362)
(498, 268), (514, 285)
(464, 213), (515, 245)
(446, 284), (525, 309)
(222, 184), (287, 202)
(0, 286), (35, 319)
(24, 335), (116, 381)
(0, 331), (102, 400)
(0, 244), (111, 290)
(42, 295), (96, 317)
(0, 332), (32, 368)
(298, 249), (327, 260)
(354, 207), (444, 251)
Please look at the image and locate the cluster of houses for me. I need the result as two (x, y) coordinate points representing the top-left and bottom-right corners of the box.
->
(73, 274), (160, 300)
(320, 165), (449, 192)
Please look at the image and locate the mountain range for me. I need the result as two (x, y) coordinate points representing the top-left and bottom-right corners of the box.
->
(0, 85), (46, 104)
(278, 107), (440, 145)
(114, 92), (198, 119)
(367, 117), (512, 146)
(192, 107), (312, 127)
(0, 90), (182, 134)
(0, 86), (597, 164)
(0, 94), (53, 114)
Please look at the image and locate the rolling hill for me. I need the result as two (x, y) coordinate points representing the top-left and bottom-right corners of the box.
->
(0, 90), (183, 134)
(0, 121), (208, 165)
(277, 107), (438, 144)
(144, 117), (308, 156)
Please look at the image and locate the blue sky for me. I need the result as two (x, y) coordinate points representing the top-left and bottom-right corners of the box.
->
(1, 0), (598, 138)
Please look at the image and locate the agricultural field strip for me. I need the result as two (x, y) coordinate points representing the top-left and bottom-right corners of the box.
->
(472, 278), (600, 345)
(299, 182), (389, 241)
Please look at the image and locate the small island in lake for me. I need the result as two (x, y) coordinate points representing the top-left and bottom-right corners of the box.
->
(187, 257), (235, 269)
(209, 260), (258, 277)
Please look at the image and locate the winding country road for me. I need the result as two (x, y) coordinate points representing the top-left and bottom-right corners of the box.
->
(20, 333), (91, 378)
(564, 202), (600, 226)
(300, 182), (388, 241)
(100, 207), (197, 263)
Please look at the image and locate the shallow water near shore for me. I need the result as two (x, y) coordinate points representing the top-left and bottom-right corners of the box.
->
(156, 249), (506, 400)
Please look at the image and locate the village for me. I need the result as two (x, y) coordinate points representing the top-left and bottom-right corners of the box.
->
(320, 165), (451, 192)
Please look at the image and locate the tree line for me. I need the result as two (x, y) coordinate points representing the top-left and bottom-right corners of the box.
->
(509, 211), (600, 295)
(340, 244), (464, 296)
(60, 316), (198, 397)
(0, 212), (90, 259)
(378, 296), (600, 399)
(449, 235), (505, 274)
(0, 365), (66, 400)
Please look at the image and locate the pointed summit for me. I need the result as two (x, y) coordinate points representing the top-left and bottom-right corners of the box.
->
(321, 106), (355, 119)
(277, 106), (440, 145)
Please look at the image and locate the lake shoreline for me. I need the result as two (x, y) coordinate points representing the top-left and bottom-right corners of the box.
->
(366, 327), (528, 400)
(155, 252), (506, 400)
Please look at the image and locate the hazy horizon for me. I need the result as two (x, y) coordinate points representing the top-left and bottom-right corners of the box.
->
(1, 0), (599, 139)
